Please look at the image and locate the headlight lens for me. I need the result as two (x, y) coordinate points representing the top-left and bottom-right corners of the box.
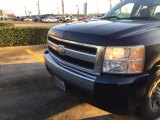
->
(103, 45), (145, 74)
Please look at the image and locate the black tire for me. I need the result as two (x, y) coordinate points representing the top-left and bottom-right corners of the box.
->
(136, 67), (160, 120)
(66, 19), (69, 23)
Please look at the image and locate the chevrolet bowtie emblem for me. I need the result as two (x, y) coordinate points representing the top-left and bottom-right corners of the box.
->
(57, 45), (66, 56)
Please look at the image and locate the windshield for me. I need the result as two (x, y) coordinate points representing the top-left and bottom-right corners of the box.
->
(103, 0), (160, 20)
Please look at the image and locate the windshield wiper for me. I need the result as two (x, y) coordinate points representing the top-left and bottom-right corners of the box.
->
(101, 16), (121, 20)
(101, 16), (158, 21)
(126, 16), (158, 20)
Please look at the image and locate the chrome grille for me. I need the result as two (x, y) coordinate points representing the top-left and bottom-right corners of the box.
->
(47, 35), (105, 75)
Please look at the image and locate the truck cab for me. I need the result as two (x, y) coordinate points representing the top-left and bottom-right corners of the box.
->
(44, 0), (160, 119)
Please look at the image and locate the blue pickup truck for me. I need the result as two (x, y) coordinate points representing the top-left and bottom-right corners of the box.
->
(44, 0), (160, 119)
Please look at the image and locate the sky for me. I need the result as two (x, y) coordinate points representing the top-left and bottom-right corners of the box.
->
(0, 0), (120, 16)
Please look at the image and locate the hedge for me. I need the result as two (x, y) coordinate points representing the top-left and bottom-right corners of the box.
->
(0, 23), (14, 27)
(0, 27), (49, 46)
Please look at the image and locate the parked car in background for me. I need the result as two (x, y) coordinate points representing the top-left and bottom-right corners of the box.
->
(63, 15), (73, 22)
(23, 17), (32, 22)
(12, 16), (26, 21)
(42, 17), (59, 23)
(55, 16), (62, 21)
(33, 16), (47, 22)
(20, 16), (26, 21)
(71, 17), (78, 22)
(33, 16), (40, 22)
(31, 16), (38, 22)
(78, 17), (88, 21)
(13, 17), (22, 21)
(88, 16), (101, 21)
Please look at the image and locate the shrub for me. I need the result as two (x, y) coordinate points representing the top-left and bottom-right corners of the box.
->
(0, 27), (49, 46)
(0, 23), (14, 27)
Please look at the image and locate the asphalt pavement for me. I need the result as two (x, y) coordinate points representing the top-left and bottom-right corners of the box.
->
(0, 45), (142, 120)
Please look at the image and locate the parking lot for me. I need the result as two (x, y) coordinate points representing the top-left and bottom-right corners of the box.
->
(0, 45), (142, 120)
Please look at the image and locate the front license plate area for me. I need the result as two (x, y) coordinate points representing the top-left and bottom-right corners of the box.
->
(54, 76), (65, 91)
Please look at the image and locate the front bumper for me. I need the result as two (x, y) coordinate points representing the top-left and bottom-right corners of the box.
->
(44, 50), (149, 112)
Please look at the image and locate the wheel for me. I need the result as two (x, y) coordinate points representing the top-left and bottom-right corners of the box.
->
(136, 66), (160, 120)
(66, 19), (69, 23)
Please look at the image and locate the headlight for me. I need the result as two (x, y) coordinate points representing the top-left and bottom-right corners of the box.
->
(103, 45), (145, 74)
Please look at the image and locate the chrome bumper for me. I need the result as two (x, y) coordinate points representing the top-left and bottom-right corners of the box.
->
(44, 50), (150, 111)
(44, 50), (97, 92)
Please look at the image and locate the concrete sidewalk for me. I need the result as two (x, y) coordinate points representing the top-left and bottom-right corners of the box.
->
(0, 45), (141, 120)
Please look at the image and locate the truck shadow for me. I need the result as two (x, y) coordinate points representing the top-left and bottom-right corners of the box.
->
(83, 114), (141, 120)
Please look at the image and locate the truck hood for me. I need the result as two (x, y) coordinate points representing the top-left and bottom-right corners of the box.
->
(49, 20), (160, 46)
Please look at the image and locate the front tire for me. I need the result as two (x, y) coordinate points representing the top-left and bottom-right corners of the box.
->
(136, 67), (160, 120)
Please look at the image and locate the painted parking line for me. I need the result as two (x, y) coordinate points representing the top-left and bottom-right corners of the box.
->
(25, 49), (44, 63)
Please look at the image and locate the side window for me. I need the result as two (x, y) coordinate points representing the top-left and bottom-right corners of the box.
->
(154, 6), (160, 15)
(113, 3), (134, 18)
(137, 6), (150, 17)
(154, 6), (160, 19)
